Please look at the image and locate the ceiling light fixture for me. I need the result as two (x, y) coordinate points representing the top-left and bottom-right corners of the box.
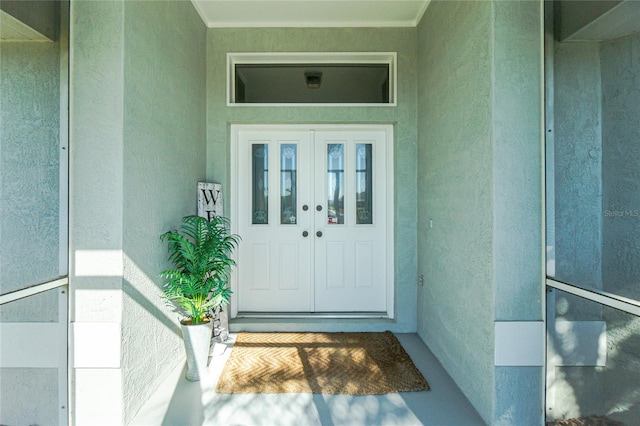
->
(305, 71), (322, 89)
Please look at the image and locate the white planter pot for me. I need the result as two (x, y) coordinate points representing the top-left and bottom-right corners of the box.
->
(180, 319), (213, 381)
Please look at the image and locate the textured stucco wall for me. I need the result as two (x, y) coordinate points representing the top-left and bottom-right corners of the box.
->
(601, 32), (640, 300)
(122, 1), (207, 422)
(417, 1), (543, 423)
(553, 42), (603, 291)
(0, 35), (62, 426)
(70, 1), (126, 422)
(492, 0), (543, 322)
(417, 2), (495, 422)
(550, 31), (640, 423)
(0, 368), (59, 423)
(600, 32), (640, 424)
(70, 1), (207, 423)
(601, 309), (640, 424)
(550, 48), (603, 420)
(548, 42), (603, 418)
(1, 40), (60, 297)
(206, 27), (418, 332)
(551, 41), (605, 417)
(491, 2), (543, 423)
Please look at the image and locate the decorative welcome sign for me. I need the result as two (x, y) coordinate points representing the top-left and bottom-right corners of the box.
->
(197, 182), (229, 342)
(197, 182), (223, 220)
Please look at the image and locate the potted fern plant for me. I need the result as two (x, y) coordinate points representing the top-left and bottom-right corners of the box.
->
(160, 215), (240, 381)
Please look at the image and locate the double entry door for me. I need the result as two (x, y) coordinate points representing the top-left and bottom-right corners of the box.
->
(233, 124), (393, 314)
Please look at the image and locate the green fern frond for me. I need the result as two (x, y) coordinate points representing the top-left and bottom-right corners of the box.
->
(160, 215), (240, 323)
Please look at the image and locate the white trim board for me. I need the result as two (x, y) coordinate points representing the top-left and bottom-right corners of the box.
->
(495, 321), (545, 367)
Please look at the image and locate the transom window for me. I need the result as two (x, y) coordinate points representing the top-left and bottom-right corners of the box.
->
(227, 52), (397, 106)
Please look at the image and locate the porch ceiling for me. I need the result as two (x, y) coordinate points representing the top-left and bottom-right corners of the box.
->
(191, 0), (431, 28)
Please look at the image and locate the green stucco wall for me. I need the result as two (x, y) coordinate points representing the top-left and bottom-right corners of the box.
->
(206, 27), (418, 332)
(1, 39), (60, 300)
(417, 1), (543, 423)
(553, 42), (603, 291)
(550, 30), (640, 425)
(0, 21), (62, 426)
(0, 367), (59, 424)
(417, 2), (495, 421)
(70, 1), (127, 420)
(70, 1), (207, 423)
(491, 2), (543, 422)
(600, 34), (640, 423)
(122, 1), (207, 422)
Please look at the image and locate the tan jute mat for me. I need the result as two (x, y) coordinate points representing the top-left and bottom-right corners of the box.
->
(215, 331), (430, 395)
(547, 416), (624, 426)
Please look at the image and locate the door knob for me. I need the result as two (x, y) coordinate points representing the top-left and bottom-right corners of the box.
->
(302, 205), (309, 211)
(302, 231), (309, 237)
(316, 231), (323, 237)
(316, 205), (323, 211)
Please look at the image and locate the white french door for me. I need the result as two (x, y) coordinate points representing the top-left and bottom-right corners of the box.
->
(231, 124), (394, 315)
(236, 128), (314, 312)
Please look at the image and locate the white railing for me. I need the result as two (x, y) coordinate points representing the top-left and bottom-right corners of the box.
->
(0, 277), (69, 305)
(546, 278), (640, 317)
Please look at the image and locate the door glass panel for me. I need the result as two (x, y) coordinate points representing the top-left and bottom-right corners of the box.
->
(252, 144), (268, 224)
(327, 144), (345, 225)
(280, 144), (297, 224)
(356, 144), (373, 224)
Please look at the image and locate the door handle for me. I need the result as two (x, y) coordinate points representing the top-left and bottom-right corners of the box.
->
(302, 205), (309, 211)
(302, 231), (309, 237)
(316, 231), (323, 238)
(316, 205), (323, 211)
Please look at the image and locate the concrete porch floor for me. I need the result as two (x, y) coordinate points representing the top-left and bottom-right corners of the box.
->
(130, 333), (485, 426)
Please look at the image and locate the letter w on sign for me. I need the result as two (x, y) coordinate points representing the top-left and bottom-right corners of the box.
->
(197, 182), (224, 221)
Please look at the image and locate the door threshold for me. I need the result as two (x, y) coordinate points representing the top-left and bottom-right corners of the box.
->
(235, 312), (390, 320)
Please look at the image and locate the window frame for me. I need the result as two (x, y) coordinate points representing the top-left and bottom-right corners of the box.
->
(226, 52), (397, 107)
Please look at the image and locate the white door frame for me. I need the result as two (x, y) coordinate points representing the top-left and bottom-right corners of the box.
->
(229, 123), (395, 319)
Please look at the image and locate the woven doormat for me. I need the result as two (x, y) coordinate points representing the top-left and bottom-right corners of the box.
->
(215, 331), (430, 395)
(547, 416), (624, 426)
